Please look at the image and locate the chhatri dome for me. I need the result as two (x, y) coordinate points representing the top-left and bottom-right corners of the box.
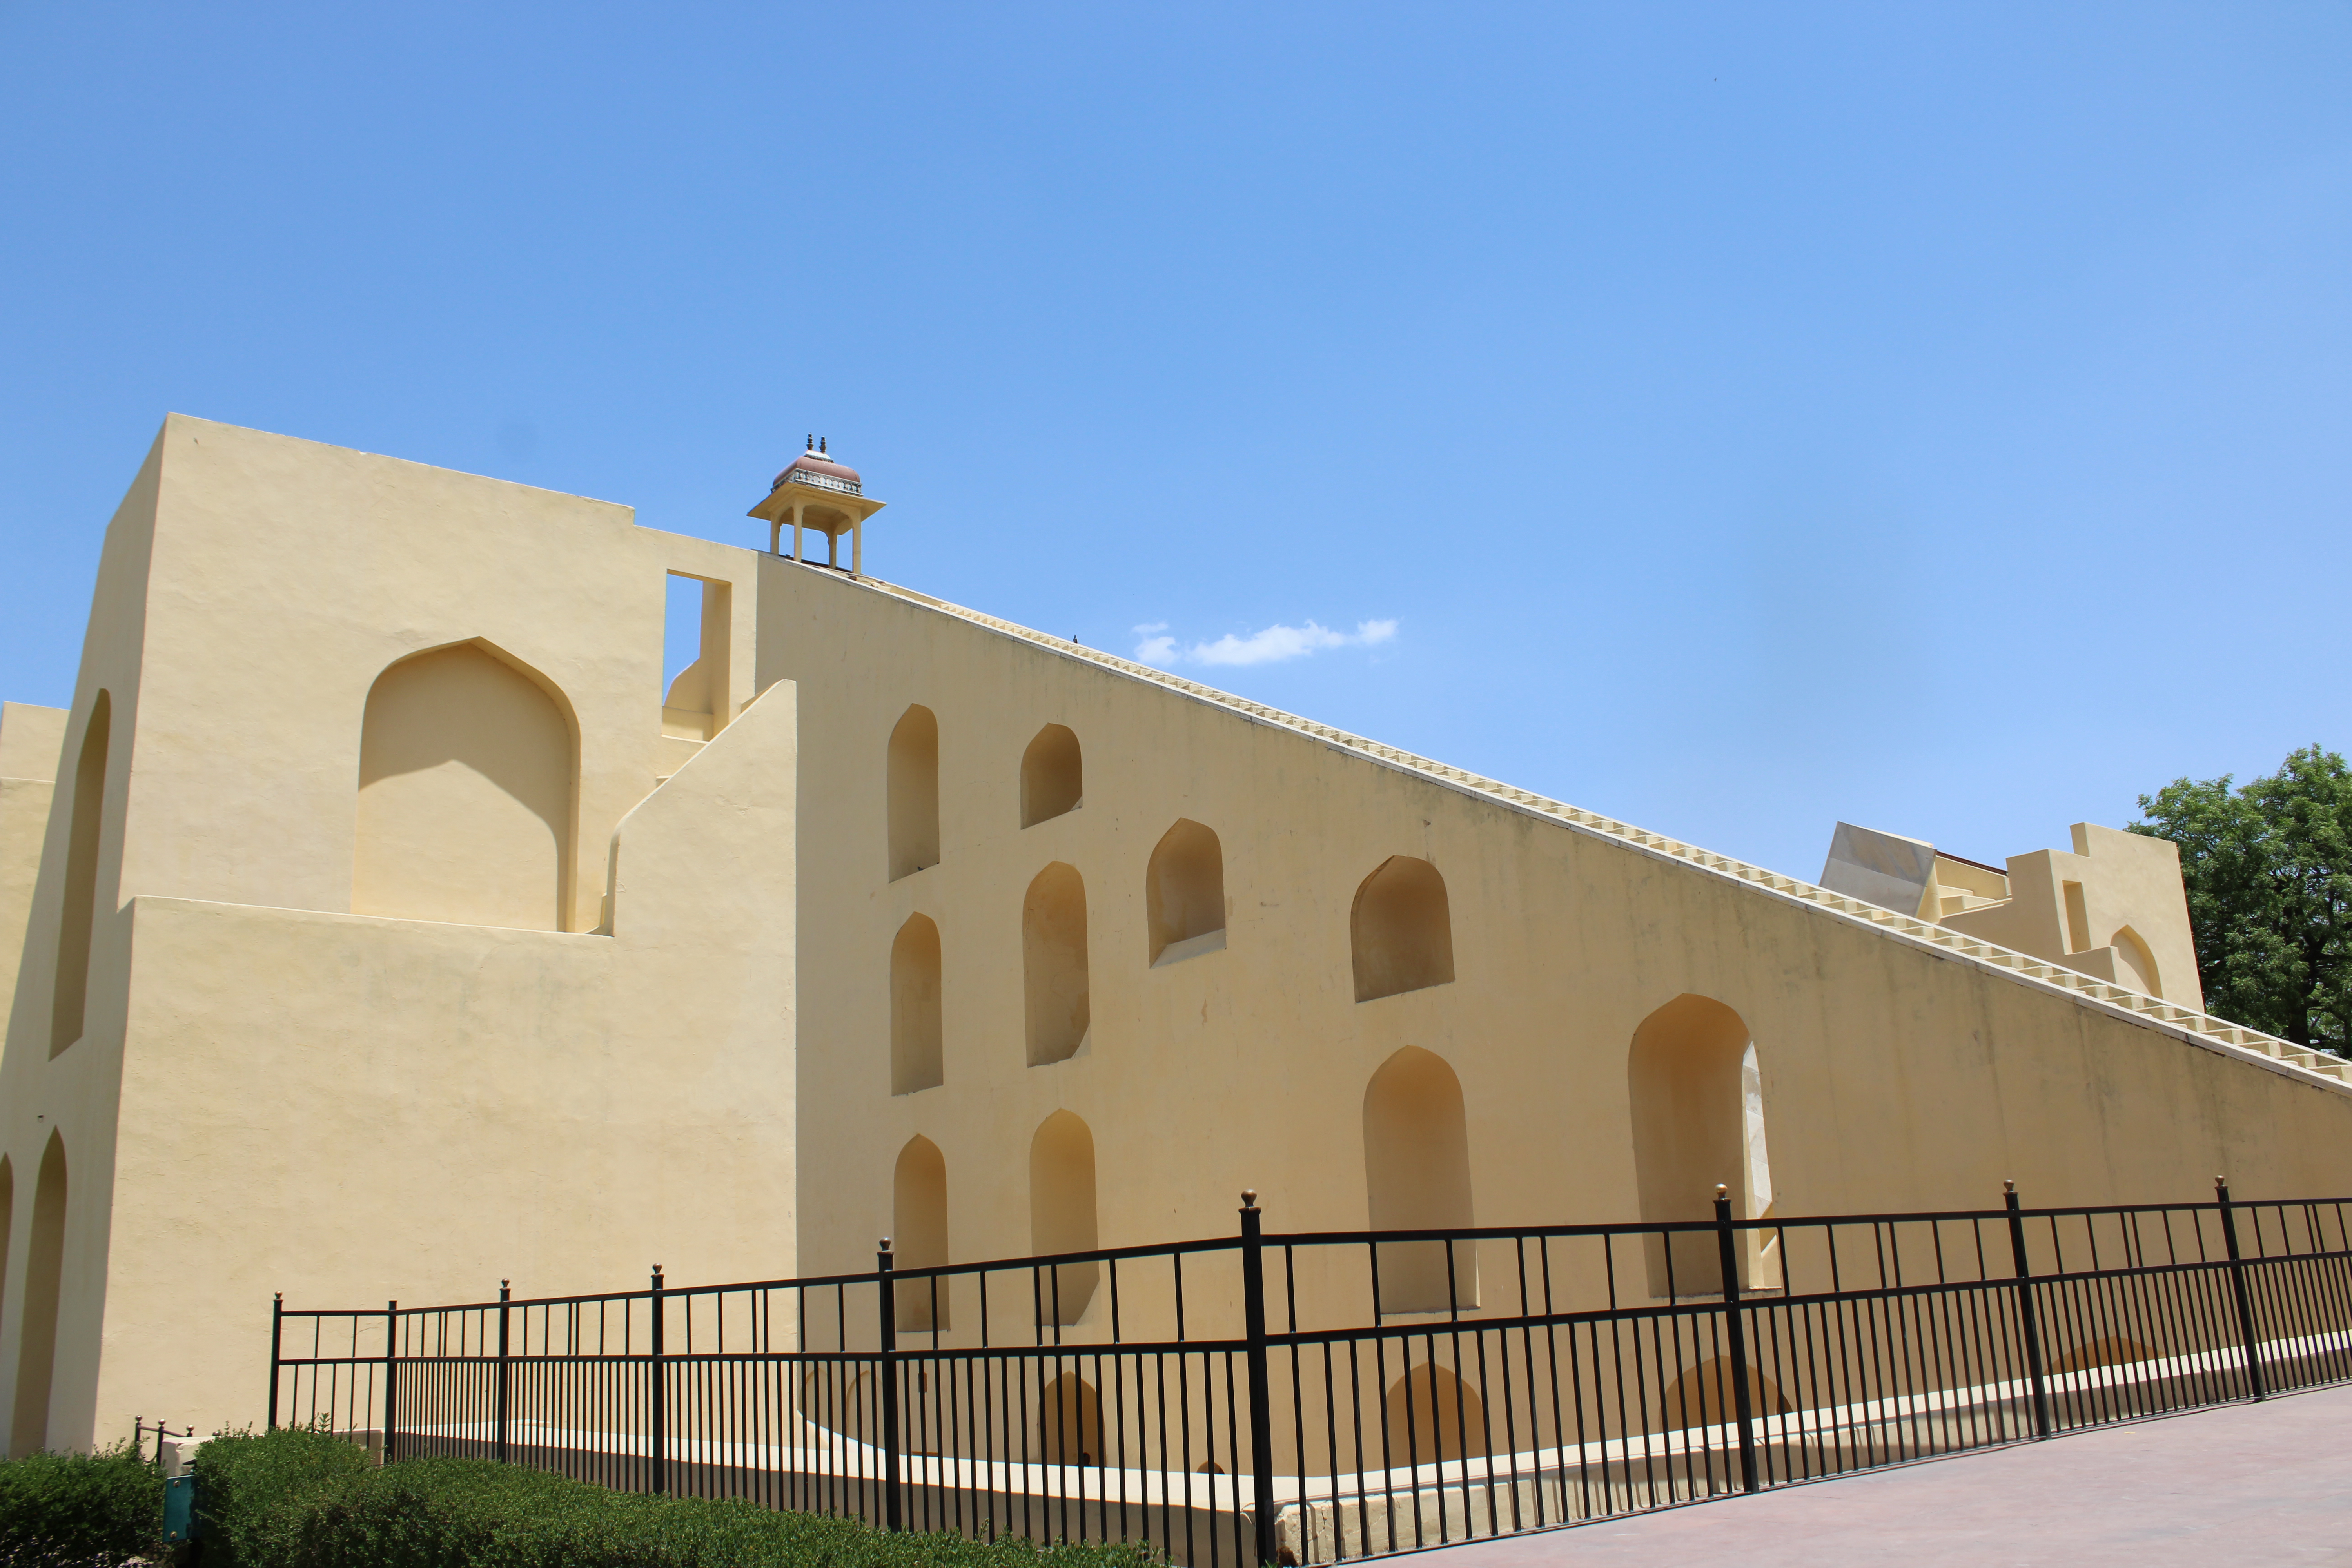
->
(749, 434), (886, 573)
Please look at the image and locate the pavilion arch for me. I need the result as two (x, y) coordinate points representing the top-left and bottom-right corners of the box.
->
(354, 640), (577, 931)
(1145, 819), (1225, 966)
(2111, 925), (2162, 998)
(1383, 1362), (1487, 1463)
(1023, 864), (1091, 1066)
(1362, 1046), (1478, 1312)
(10, 1132), (67, 1455)
(1352, 856), (1455, 1002)
(893, 1136), (950, 1331)
(1628, 995), (1776, 1298)
(1020, 724), (1083, 828)
(1029, 1111), (1099, 1323)
(887, 705), (940, 881)
(891, 914), (944, 1094)
(51, 690), (109, 1057)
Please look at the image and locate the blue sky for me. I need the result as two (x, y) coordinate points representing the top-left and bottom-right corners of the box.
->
(4, 4), (2348, 880)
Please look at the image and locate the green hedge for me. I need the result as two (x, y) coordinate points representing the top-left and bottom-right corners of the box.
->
(194, 1426), (1158, 1568)
(0, 1442), (163, 1567)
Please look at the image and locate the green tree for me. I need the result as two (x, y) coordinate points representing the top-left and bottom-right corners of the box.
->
(2131, 746), (2352, 1054)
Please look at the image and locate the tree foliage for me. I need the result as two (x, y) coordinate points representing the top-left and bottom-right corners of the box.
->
(2131, 745), (2352, 1053)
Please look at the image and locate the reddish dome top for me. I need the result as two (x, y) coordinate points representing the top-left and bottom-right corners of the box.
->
(772, 437), (862, 493)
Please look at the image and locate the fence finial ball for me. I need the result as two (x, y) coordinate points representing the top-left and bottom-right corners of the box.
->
(1241, 1189), (1258, 1208)
(2004, 1178), (2015, 1194)
(1715, 1183), (1729, 1198)
(880, 1236), (893, 1252)
(2216, 1175), (2228, 1189)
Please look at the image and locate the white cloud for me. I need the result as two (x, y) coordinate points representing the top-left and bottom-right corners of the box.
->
(1132, 619), (1397, 668)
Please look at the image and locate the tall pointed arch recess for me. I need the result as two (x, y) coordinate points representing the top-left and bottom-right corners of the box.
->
(2111, 925), (2163, 998)
(354, 641), (577, 931)
(1020, 724), (1083, 828)
(10, 1133), (67, 1455)
(1024, 864), (1091, 1066)
(51, 691), (109, 1056)
(1029, 1111), (1099, 1323)
(0, 1157), (13, 1346)
(1351, 856), (1455, 1002)
(1628, 994), (1773, 1296)
(887, 706), (940, 880)
(1145, 819), (1225, 965)
(1362, 1046), (1478, 1311)
(893, 1136), (950, 1330)
(891, 915), (944, 1094)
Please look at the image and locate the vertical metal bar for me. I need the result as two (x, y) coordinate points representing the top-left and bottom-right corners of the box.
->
(878, 1239), (903, 1531)
(1711, 1187), (1759, 1493)
(1240, 1192), (1278, 1566)
(497, 1281), (512, 1466)
(267, 1295), (283, 1429)
(652, 1267), (668, 1494)
(2003, 1183), (2053, 1438)
(2216, 1178), (2267, 1400)
(384, 1301), (399, 1462)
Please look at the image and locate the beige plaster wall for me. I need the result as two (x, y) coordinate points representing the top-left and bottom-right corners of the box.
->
(1943, 824), (2205, 1012)
(0, 705), (67, 1066)
(755, 564), (2352, 1301)
(0, 419), (793, 1449)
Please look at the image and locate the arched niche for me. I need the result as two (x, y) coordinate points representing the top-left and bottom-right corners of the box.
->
(887, 705), (940, 881)
(1362, 1046), (1478, 1312)
(10, 1133), (67, 1455)
(1039, 1373), (1102, 1466)
(354, 642), (576, 931)
(1145, 818), (1225, 966)
(1628, 994), (1774, 1298)
(1384, 1363), (1487, 1463)
(1352, 856), (1455, 1002)
(1029, 1111), (1099, 1323)
(893, 1136), (950, 1332)
(0, 1156), (13, 1346)
(1023, 864), (1090, 1066)
(51, 691), (109, 1057)
(1662, 1356), (1792, 1430)
(1020, 724), (1083, 828)
(2111, 925), (2163, 998)
(891, 915), (944, 1094)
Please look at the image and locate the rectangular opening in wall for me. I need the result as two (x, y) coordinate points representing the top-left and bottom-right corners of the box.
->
(2063, 880), (2091, 953)
(661, 573), (731, 742)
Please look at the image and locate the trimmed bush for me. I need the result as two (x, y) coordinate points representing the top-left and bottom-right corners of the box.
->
(0, 1441), (163, 1568)
(194, 1427), (1157, 1568)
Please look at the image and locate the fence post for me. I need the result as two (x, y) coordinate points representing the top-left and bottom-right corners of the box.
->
(1240, 1191), (1279, 1564)
(497, 1281), (512, 1466)
(384, 1300), (399, 1463)
(877, 1238), (903, 1531)
(2003, 1181), (2053, 1438)
(267, 1294), (282, 1430)
(650, 1267), (667, 1494)
(2216, 1177), (2268, 1401)
(1711, 1185), (1760, 1494)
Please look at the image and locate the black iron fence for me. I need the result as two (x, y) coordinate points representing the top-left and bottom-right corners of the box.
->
(270, 1179), (2352, 1564)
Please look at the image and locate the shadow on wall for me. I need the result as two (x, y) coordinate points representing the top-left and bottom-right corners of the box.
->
(1385, 1363), (1487, 1462)
(9, 1133), (67, 1456)
(51, 691), (108, 1058)
(887, 706), (939, 882)
(893, 1137), (950, 1332)
(1020, 724), (1083, 828)
(353, 642), (575, 931)
(891, 915), (943, 1094)
(1146, 820), (1224, 966)
(1023, 864), (1090, 1066)
(1363, 1047), (1478, 1312)
(1662, 1356), (1792, 1430)
(1030, 1112), (1098, 1324)
(1352, 856), (1454, 1003)
(1629, 995), (1775, 1299)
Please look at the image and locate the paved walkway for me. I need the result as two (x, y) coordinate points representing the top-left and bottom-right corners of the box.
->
(1414, 1385), (2352, 1566)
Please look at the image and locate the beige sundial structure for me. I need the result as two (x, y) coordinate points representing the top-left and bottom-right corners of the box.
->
(749, 435), (884, 573)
